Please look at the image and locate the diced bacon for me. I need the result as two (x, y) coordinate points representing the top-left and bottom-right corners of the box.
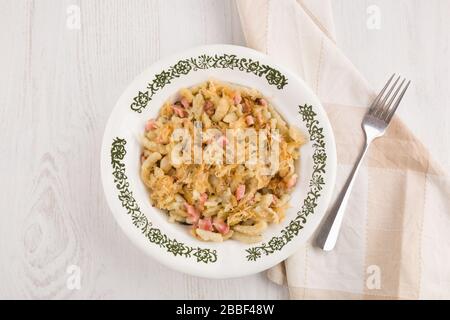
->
(204, 100), (214, 108)
(145, 119), (158, 131)
(213, 217), (230, 235)
(235, 184), (246, 201)
(245, 115), (254, 126)
(286, 174), (298, 188)
(198, 217), (213, 231)
(199, 192), (208, 206)
(172, 105), (187, 118)
(180, 97), (190, 109)
(204, 100), (215, 115)
(233, 92), (242, 105)
(257, 98), (268, 107)
(184, 203), (200, 224)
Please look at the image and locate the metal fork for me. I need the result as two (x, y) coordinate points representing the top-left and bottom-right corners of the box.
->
(318, 74), (411, 251)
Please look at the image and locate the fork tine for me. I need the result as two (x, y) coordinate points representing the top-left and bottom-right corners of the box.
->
(375, 75), (401, 116)
(368, 74), (396, 114)
(382, 78), (406, 119)
(386, 80), (411, 123)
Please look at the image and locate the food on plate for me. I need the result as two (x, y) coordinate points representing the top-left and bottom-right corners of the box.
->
(140, 80), (306, 243)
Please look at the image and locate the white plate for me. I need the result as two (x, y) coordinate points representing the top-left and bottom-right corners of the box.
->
(100, 45), (337, 279)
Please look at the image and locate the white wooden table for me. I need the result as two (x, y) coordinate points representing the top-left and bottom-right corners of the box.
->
(0, 0), (448, 299)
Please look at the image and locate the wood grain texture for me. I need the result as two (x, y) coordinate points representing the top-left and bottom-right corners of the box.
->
(0, 0), (448, 299)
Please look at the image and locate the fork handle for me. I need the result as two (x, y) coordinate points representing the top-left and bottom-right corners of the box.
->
(320, 140), (371, 251)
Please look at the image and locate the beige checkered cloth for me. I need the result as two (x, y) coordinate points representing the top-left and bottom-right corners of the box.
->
(237, 0), (450, 299)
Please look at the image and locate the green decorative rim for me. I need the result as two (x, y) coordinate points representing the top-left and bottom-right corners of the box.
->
(130, 54), (289, 113)
(245, 104), (326, 261)
(111, 138), (217, 263)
